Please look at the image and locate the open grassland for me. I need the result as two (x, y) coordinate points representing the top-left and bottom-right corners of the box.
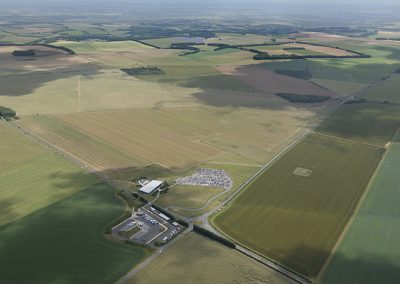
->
(318, 102), (400, 146)
(322, 142), (400, 284)
(0, 41), (344, 116)
(359, 75), (400, 103)
(157, 185), (223, 209)
(0, 45), (89, 70)
(0, 123), (97, 226)
(17, 115), (145, 175)
(126, 233), (292, 284)
(213, 134), (382, 277)
(0, 183), (149, 284)
(0, 71), (85, 115)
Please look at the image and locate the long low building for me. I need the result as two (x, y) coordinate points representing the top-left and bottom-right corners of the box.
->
(139, 180), (164, 194)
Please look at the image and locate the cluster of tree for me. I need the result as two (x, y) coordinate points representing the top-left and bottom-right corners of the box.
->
(275, 93), (331, 103)
(128, 26), (215, 40)
(193, 225), (236, 249)
(131, 191), (149, 204)
(376, 37), (400, 41)
(215, 24), (298, 36)
(117, 190), (147, 209)
(253, 52), (302, 60)
(394, 68), (400, 74)
(40, 44), (76, 55)
(344, 98), (367, 104)
(283, 47), (306, 51)
(12, 49), (35, 57)
(253, 52), (370, 60)
(103, 209), (132, 235)
(0, 106), (16, 118)
(170, 42), (201, 56)
(121, 66), (165, 76)
(295, 41), (371, 58)
(151, 204), (175, 221)
(275, 69), (312, 80)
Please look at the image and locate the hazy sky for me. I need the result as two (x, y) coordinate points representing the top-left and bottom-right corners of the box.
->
(2, 0), (400, 22)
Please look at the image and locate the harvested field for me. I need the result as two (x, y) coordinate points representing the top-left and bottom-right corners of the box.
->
(55, 109), (221, 170)
(322, 142), (400, 284)
(213, 134), (382, 277)
(51, 107), (315, 169)
(318, 102), (400, 146)
(216, 64), (335, 97)
(17, 116), (145, 175)
(19, 106), (315, 178)
(126, 233), (292, 284)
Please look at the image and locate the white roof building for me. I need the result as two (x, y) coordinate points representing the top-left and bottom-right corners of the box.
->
(139, 180), (163, 194)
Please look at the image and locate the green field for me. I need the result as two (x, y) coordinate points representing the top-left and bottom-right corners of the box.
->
(126, 233), (291, 284)
(260, 53), (400, 95)
(0, 123), (98, 226)
(179, 74), (258, 92)
(322, 142), (400, 284)
(0, 183), (149, 284)
(359, 75), (400, 103)
(0, 123), (149, 283)
(213, 133), (382, 277)
(318, 103), (400, 145)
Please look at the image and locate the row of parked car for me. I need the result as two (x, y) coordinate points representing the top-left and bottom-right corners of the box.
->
(137, 211), (159, 225)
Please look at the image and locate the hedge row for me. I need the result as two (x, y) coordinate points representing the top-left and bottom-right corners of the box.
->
(193, 225), (236, 249)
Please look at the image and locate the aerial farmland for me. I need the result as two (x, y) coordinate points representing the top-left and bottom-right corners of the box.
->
(1, 1), (400, 284)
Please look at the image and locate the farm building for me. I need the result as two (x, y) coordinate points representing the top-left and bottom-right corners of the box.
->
(139, 180), (164, 194)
